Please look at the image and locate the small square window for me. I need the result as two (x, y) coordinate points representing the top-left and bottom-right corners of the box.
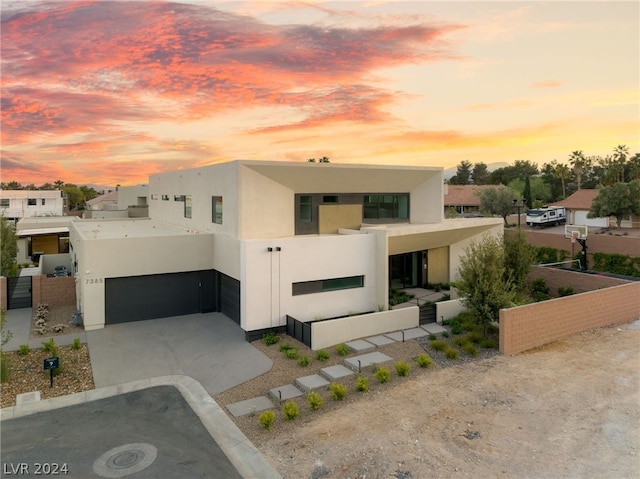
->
(174, 195), (184, 202)
(323, 195), (338, 203)
(0, 199), (9, 207)
(151, 194), (158, 200)
(162, 195), (169, 201)
(212, 196), (223, 224)
(27, 198), (37, 206)
(41, 199), (46, 205)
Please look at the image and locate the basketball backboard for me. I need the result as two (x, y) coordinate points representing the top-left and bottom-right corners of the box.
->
(564, 224), (588, 240)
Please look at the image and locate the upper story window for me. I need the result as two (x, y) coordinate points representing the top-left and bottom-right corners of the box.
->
(184, 195), (192, 219)
(0, 199), (9, 207)
(27, 198), (37, 206)
(299, 195), (312, 222)
(323, 195), (338, 203)
(174, 195), (184, 202)
(161, 195), (169, 201)
(212, 196), (223, 224)
(363, 194), (409, 220)
(151, 194), (158, 200)
(41, 199), (46, 205)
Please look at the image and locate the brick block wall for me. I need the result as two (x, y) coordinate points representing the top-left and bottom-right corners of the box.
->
(0, 277), (6, 311)
(527, 266), (631, 295)
(32, 275), (76, 307)
(500, 282), (640, 355)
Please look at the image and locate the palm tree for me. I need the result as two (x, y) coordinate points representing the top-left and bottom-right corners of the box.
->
(554, 162), (571, 198)
(612, 145), (629, 183)
(54, 180), (65, 190)
(569, 150), (586, 190)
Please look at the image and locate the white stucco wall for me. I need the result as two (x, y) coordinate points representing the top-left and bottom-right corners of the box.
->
(241, 233), (382, 332)
(448, 223), (503, 281)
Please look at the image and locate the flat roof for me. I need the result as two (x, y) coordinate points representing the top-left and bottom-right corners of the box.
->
(72, 218), (205, 240)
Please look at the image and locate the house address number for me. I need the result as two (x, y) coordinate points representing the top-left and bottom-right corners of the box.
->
(85, 278), (104, 284)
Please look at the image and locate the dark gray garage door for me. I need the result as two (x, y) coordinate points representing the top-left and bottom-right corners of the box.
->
(105, 270), (216, 325)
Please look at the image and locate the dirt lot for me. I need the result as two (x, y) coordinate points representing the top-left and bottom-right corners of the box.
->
(242, 322), (639, 479)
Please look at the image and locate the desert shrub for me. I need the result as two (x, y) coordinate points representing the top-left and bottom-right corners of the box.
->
(395, 361), (411, 377)
(330, 382), (347, 401)
(297, 354), (311, 367)
(307, 392), (324, 411)
(259, 410), (276, 430)
(450, 320), (463, 335)
(466, 332), (484, 344)
(335, 344), (350, 356)
(279, 342), (293, 352)
(282, 401), (299, 420)
(428, 333), (436, 340)
(452, 337), (469, 347)
(480, 338), (498, 349)
(487, 323), (499, 335)
(0, 354), (9, 382)
(18, 344), (31, 355)
(558, 286), (574, 297)
(71, 338), (82, 350)
(441, 331), (449, 338)
(374, 367), (391, 384)
(285, 348), (299, 360)
(429, 339), (448, 352)
(315, 349), (330, 362)
(262, 332), (279, 346)
(462, 343), (478, 357)
(415, 353), (432, 368)
(444, 347), (459, 360)
(355, 376), (369, 392)
(41, 338), (58, 355)
(531, 277), (550, 302)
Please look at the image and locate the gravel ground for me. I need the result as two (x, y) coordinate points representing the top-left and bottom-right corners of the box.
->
(29, 304), (84, 339)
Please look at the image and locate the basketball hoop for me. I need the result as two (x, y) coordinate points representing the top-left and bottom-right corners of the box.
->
(571, 230), (579, 244)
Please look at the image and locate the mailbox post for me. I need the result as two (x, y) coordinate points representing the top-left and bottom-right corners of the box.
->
(44, 357), (59, 387)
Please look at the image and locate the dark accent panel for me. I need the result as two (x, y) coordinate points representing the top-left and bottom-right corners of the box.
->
(7, 276), (32, 309)
(245, 325), (286, 342)
(105, 271), (208, 324)
(219, 273), (240, 325)
(420, 303), (436, 324)
(199, 270), (217, 313)
(286, 315), (311, 347)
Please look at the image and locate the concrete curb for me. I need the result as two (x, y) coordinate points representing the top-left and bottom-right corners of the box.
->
(1, 375), (282, 479)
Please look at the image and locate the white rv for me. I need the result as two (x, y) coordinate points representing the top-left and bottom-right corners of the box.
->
(526, 206), (566, 228)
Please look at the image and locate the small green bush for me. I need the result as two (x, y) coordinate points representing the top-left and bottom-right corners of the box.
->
(558, 286), (574, 297)
(297, 354), (311, 367)
(335, 344), (350, 356)
(450, 320), (463, 335)
(444, 347), (459, 360)
(18, 344), (31, 355)
(71, 338), (82, 350)
(285, 348), (299, 360)
(428, 333), (436, 340)
(462, 343), (478, 357)
(480, 338), (498, 349)
(415, 353), (432, 368)
(487, 323), (499, 335)
(41, 338), (58, 355)
(330, 382), (347, 401)
(259, 410), (276, 430)
(279, 342), (293, 352)
(355, 376), (369, 392)
(262, 332), (279, 346)
(429, 339), (448, 352)
(441, 331), (449, 338)
(466, 332), (484, 344)
(374, 367), (391, 384)
(307, 391), (324, 410)
(452, 336), (468, 347)
(0, 354), (9, 383)
(395, 361), (411, 377)
(315, 349), (330, 362)
(282, 401), (299, 420)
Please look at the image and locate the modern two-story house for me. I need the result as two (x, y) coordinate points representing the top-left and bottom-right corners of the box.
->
(69, 160), (502, 339)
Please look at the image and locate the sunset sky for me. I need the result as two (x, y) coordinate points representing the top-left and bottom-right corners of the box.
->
(1, 1), (638, 187)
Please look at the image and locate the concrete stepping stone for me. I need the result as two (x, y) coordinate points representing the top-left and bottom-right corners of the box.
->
(344, 351), (393, 371)
(320, 364), (354, 381)
(344, 339), (376, 353)
(269, 384), (304, 403)
(421, 323), (447, 334)
(366, 335), (396, 347)
(295, 374), (330, 392)
(226, 396), (274, 417)
(16, 391), (41, 406)
(385, 327), (428, 342)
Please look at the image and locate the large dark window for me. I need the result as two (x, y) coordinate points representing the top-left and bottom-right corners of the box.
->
(299, 195), (312, 222)
(363, 194), (409, 220)
(212, 196), (223, 224)
(292, 275), (364, 296)
(27, 198), (37, 206)
(0, 199), (9, 207)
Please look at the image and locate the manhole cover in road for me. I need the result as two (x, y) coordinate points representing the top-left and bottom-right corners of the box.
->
(93, 443), (157, 478)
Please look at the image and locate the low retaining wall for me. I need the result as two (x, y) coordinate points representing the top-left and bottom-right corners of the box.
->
(311, 307), (419, 350)
(499, 282), (640, 355)
(527, 266), (631, 295)
(32, 275), (76, 307)
(435, 299), (466, 323)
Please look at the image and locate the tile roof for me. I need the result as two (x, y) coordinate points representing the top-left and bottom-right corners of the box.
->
(87, 190), (118, 206)
(551, 189), (598, 210)
(444, 185), (497, 206)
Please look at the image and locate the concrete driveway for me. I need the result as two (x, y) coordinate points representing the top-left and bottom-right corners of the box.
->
(86, 313), (272, 395)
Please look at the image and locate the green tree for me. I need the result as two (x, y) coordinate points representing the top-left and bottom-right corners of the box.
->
(62, 185), (85, 210)
(448, 160), (473, 185)
(554, 162), (571, 199)
(455, 235), (516, 336)
(0, 216), (18, 277)
(54, 180), (65, 189)
(80, 185), (99, 201)
(569, 150), (588, 190)
(477, 186), (519, 226)
(472, 162), (489, 185)
(588, 181), (640, 229)
(627, 153), (640, 181)
(508, 177), (551, 207)
(503, 230), (535, 295)
(523, 177), (532, 209)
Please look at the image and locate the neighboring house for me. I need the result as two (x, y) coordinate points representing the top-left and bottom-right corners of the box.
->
(552, 189), (608, 228)
(86, 191), (118, 211)
(443, 184), (493, 216)
(69, 160), (503, 339)
(15, 216), (77, 264)
(0, 190), (64, 222)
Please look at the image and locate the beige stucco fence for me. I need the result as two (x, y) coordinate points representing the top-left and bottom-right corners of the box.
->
(499, 281), (640, 355)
